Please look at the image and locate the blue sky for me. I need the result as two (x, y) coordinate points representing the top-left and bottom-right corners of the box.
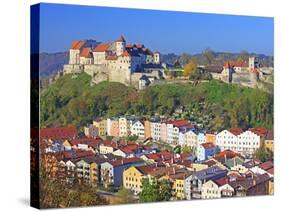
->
(38, 3), (274, 55)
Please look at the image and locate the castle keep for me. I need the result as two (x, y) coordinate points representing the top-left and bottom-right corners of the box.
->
(63, 36), (164, 88)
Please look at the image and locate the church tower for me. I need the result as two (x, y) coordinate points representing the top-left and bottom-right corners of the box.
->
(115, 35), (126, 56)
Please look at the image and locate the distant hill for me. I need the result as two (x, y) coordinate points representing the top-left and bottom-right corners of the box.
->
(40, 73), (273, 131)
(39, 52), (68, 77)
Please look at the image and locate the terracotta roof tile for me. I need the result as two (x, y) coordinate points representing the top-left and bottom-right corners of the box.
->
(71, 40), (86, 50)
(106, 55), (118, 60)
(93, 43), (110, 52)
(40, 127), (78, 140)
(223, 61), (248, 68)
(228, 128), (243, 136)
(201, 142), (216, 149)
(80, 48), (92, 58)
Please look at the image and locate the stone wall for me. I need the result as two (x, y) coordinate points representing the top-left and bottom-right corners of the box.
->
(63, 64), (84, 74)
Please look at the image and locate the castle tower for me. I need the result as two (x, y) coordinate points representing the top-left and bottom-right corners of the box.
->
(222, 62), (232, 83)
(115, 35), (126, 56)
(153, 51), (161, 64)
(248, 56), (256, 69)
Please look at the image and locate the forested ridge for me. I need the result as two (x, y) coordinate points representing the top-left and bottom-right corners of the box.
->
(40, 73), (273, 131)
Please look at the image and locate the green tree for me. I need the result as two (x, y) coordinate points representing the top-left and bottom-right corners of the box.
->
(139, 179), (159, 203)
(158, 180), (172, 201)
(254, 146), (274, 162)
(113, 187), (135, 204)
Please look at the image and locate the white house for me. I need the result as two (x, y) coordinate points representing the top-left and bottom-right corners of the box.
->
(216, 129), (241, 152)
(131, 120), (145, 138)
(150, 121), (161, 141)
(119, 117), (129, 137)
(237, 130), (260, 156)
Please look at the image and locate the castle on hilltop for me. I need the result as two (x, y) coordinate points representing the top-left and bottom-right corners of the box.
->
(63, 36), (164, 89)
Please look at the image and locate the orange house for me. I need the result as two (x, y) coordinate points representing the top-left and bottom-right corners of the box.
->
(144, 120), (151, 139)
(110, 120), (119, 137)
(206, 133), (216, 144)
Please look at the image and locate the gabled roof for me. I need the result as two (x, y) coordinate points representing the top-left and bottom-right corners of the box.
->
(115, 35), (126, 42)
(214, 150), (241, 163)
(223, 61), (248, 68)
(70, 40), (86, 50)
(106, 55), (118, 60)
(70, 137), (102, 148)
(201, 142), (216, 149)
(80, 47), (92, 58)
(108, 157), (143, 167)
(93, 43), (110, 52)
(259, 161), (273, 171)
(121, 51), (131, 57)
(214, 176), (229, 186)
(145, 153), (162, 162)
(135, 165), (158, 175)
(228, 128), (243, 136)
(248, 128), (268, 137)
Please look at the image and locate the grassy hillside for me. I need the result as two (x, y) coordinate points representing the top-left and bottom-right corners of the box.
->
(40, 73), (273, 131)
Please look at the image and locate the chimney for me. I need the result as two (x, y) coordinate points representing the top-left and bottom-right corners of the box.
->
(173, 167), (176, 174)
(121, 159), (124, 165)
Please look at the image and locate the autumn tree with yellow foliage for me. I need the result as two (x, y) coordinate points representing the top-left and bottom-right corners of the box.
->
(183, 58), (198, 77)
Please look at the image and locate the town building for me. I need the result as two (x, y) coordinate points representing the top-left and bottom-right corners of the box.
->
(197, 142), (217, 161)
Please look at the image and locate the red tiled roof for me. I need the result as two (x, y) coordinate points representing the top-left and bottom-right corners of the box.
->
(214, 176), (229, 186)
(115, 35), (126, 42)
(106, 55), (118, 60)
(80, 47), (92, 58)
(223, 61), (248, 68)
(214, 150), (241, 161)
(249, 128), (268, 136)
(201, 142), (216, 149)
(267, 168), (274, 175)
(101, 140), (119, 149)
(229, 128), (243, 136)
(40, 127), (77, 140)
(167, 120), (192, 128)
(158, 151), (173, 160)
(180, 152), (193, 159)
(121, 51), (130, 57)
(145, 153), (162, 162)
(259, 161), (273, 171)
(109, 157), (142, 167)
(119, 144), (139, 154)
(71, 40), (86, 50)
(136, 165), (157, 175)
(93, 43), (110, 52)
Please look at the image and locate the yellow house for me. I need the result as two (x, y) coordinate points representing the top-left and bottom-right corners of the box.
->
(158, 170), (191, 200)
(264, 130), (274, 151)
(144, 120), (151, 139)
(191, 163), (208, 172)
(63, 140), (72, 150)
(123, 166), (152, 195)
(93, 119), (107, 136)
(174, 178), (185, 199)
(268, 178), (274, 195)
